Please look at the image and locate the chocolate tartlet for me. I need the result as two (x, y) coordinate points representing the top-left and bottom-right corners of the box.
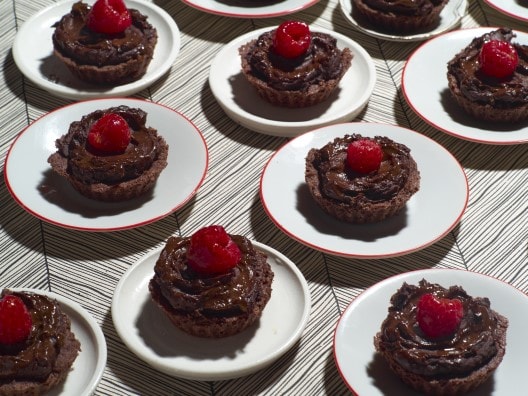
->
(305, 134), (420, 223)
(374, 279), (508, 395)
(149, 234), (274, 338)
(47, 105), (168, 202)
(447, 28), (528, 123)
(52, 1), (158, 85)
(352, 0), (448, 33)
(0, 290), (80, 396)
(239, 27), (352, 108)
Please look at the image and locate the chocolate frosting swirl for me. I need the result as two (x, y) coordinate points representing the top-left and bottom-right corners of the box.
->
(55, 105), (161, 185)
(310, 134), (415, 203)
(361, 0), (443, 16)
(52, 1), (157, 67)
(244, 31), (349, 91)
(378, 280), (503, 378)
(0, 290), (73, 381)
(151, 235), (262, 318)
(447, 28), (528, 108)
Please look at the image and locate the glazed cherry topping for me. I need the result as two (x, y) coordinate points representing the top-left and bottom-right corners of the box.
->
(86, 0), (132, 35)
(346, 138), (383, 174)
(0, 295), (32, 345)
(479, 39), (519, 79)
(416, 293), (464, 339)
(87, 113), (131, 154)
(273, 21), (311, 59)
(187, 225), (242, 276)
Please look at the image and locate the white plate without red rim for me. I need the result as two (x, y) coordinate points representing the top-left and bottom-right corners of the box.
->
(402, 27), (528, 145)
(111, 240), (311, 381)
(12, 0), (180, 100)
(259, 122), (469, 259)
(208, 26), (376, 138)
(4, 98), (208, 232)
(11, 288), (107, 396)
(333, 268), (527, 395)
(483, 0), (528, 23)
(339, 0), (468, 42)
(181, 0), (319, 18)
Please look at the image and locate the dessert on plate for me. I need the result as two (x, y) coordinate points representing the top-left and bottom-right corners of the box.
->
(239, 21), (353, 108)
(447, 27), (528, 123)
(305, 133), (420, 223)
(352, 0), (448, 33)
(149, 225), (274, 338)
(0, 289), (81, 396)
(47, 105), (169, 202)
(52, 0), (158, 85)
(374, 279), (508, 395)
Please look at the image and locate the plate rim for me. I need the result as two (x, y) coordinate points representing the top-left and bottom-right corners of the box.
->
(208, 25), (377, 138)
(482, 0), (528, 22)
(332, 268), (526, 395)
(111, 239), (311, 381)
(402, 26), (528, 145)
(12, 0), (180, 100)
(259, 121), (469, 259)
(338, 0), (468, 42)
(10, 287), (107, 396)
(4, 97), (209, 232)
(181, 0), (320, 18)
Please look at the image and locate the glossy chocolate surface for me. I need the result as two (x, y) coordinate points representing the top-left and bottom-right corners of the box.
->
(243, 31), (348, 91)
(378, 280), (503, 378)
(361, 0), (443, 16)
(447, 28), (528, 108)
(55, 106), (160, 184)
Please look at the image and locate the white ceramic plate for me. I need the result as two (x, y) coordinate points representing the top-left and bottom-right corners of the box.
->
(260, 122), (468, 259)
(4, 98), (208, 232)
(12, 0), (180, 100)
(403, 27), (528, 145)
(333, 268), (526, 395)
(339, 0), (468, 42)
(11, 288), (106, 396)
(111, 240), (311, 381)
(483, 0), (528, 22)
(209, 27), (376, 138)
(182, 0), (319, 18)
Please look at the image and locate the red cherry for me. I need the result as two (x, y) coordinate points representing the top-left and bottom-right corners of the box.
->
(346, 138), (383, 174)
(479, 39), (519, 79)
(86, 0), (132, 35)
(273, 21), (311, 59)
(0, 295), (32, 345)
(87, 113), (131, 154)
(187, 226), (242, 276)
(416, 293), (464, 339)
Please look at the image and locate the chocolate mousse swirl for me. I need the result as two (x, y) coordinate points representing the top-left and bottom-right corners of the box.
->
(55, 106), (161, 185)
(310, 134), (415, 202)
(361, 0), (444, 16)
(150, 235), (266, 318)
(447, 28), (528, 108)
(244, 31), (349, 91)
(52, 1), (157, 67)
(0, 290), (78, 382)
(378, 280), (505, 378)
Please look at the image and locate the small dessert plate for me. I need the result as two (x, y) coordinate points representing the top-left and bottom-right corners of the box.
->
(12, 0), (180, 100)
(334, 268), (527, 395)
(208, 26), (376, 138)
(112, 241), (311, 381)
(483, 0), (528, 23)
(182, 0), (319, 18)
(260, 122), (468, 259)
(4, 98), (208, 232)
(403, 27), (528, 145)
(12, 288), (107, 396)
(339, 0), (468, 42)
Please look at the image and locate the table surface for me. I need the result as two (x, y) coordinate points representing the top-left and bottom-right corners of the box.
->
(1, 0), (527, 395)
